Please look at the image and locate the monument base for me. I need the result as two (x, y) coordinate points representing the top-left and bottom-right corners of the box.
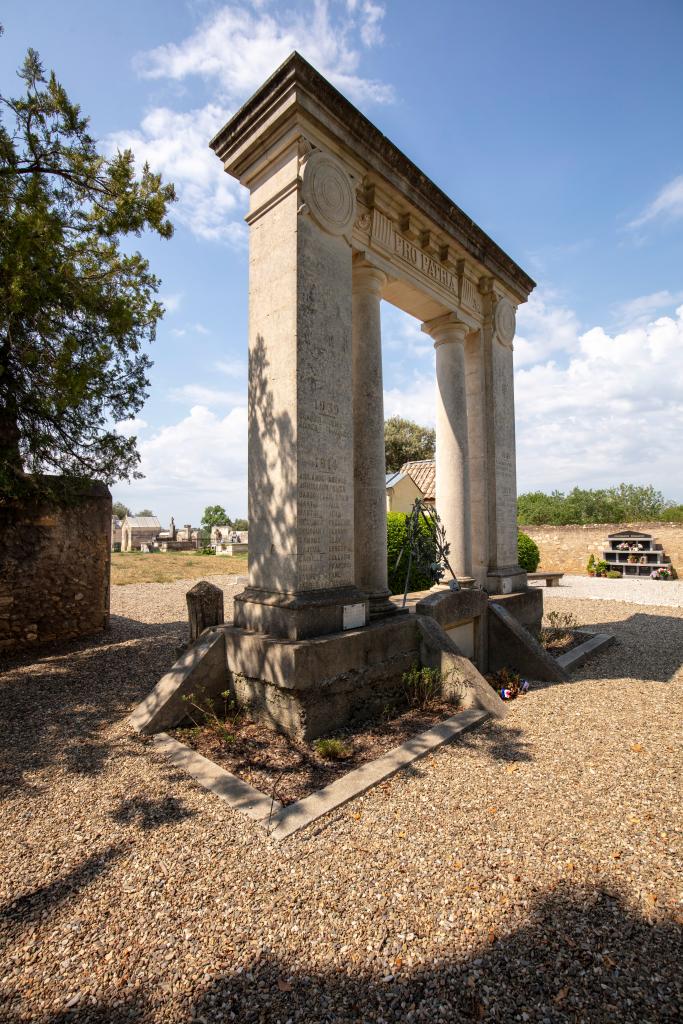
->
(233, 586), (369, 640)
(485, 565), (528, 596)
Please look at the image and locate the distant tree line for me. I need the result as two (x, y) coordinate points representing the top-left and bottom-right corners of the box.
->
(517, 485), (683, 525)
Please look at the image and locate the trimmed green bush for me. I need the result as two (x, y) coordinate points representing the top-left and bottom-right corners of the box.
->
(387, 512), (435, 595)
(517, 531), (540, 572)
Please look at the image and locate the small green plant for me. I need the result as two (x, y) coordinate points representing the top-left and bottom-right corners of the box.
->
(402, 663), (442, 708)
(606, 570), (621, 578)
(517, 532), (540, 572)
(594, 559), (609, 577)
(181, 687), (241, 747)
(313, 737), (351, 760)
(198, 545), (214, 555)
(587, 554), (596, 575)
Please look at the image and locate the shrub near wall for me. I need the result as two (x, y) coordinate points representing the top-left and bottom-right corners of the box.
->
(519, 522), (683, 575)
(0, 481), (111, 651)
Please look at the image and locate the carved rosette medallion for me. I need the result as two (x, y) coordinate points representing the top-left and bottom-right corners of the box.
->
(494, 297), (516, 348)
(301, 151), (356, 236)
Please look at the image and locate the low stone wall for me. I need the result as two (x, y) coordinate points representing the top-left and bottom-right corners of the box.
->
(0, 481), (111, 652)
(520, 522), (683, 574)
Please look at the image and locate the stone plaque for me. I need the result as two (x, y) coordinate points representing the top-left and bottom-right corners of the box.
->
(343, 603), (366, 630)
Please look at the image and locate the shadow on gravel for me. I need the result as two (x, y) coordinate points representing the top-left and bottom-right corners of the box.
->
(0, 617), (186, 800)
(456, 719), (534, 764)
(537, 610), (683, 686)
(4, 882), (678, 1023)
(110, 795), (195, 831)
(0, 844), (126, 946)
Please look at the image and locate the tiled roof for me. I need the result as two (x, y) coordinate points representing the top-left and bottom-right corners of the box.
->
(124, 516), (160, 529)
(400, 460), (435, 501)
(385, 471), (406, 488)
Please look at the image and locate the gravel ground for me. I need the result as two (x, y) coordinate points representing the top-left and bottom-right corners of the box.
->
(0, 583), (681, 1023)
(530, 573), (683, 608)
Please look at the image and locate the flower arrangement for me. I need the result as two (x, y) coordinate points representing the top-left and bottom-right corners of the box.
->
(651, 566), (673, 580)
(617, 541), (645, 552)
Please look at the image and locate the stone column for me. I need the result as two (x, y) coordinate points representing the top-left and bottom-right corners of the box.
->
(464, 328), (489, 587)
(422, 313), (472, 581)
(227, 142), (368, 639)
(479, 280), (526, 593)
(352, 260), (394, 617)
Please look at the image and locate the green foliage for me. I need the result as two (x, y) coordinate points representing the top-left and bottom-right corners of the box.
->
(232, 518), (248, 532)
(387, 511), (435, 595)
(180, 687), (241, 747)
(606, 570), (621, 578)
(135, 508), (154, 517)
(517, 531), (540, 572)
(313, 737), (351, 761)
(594, 560), (609, 577)
(112, 500), (130, 519)
(0, 49), (176, 501)
(201, 504), (230, 530)
(587, 554), (596, 574)
(402, 663), (441, 708)
(517, 484), (677, 525)
(384, 416), (435, 472)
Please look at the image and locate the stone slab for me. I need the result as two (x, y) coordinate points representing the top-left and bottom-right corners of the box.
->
(557, 631), (615, 672)
(265, 707), (490, 841)
(130, 629), (228, 735)
(153, 732), (282, 822)
(415, 615), (505, 719)
(488, 601), (568, 682)
(489, 588), (543, 633)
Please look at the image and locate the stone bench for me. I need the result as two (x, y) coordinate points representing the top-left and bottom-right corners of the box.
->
(527, 571), (564, 587)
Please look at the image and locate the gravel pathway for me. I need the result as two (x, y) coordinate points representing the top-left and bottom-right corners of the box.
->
(0, 584), (681, 1022)
(530, 573), (683, 608)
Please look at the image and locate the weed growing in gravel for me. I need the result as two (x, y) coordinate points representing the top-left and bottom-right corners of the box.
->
(181, 687), (242, 747)
(313, 737), (351, 760)
(402, 663), (442, 708)
(539, 610), (580, 649)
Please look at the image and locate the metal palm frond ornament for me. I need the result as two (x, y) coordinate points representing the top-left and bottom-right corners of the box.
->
(393, 499), (459, 606)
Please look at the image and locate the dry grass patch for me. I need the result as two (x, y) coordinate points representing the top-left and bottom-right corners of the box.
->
(111, 551), (247, 585)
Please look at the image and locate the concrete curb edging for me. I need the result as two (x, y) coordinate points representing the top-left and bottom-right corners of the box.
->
(153, 707), (490, 841)
(557, 631), (615, 672)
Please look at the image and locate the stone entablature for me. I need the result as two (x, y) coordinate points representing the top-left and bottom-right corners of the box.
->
(211, 53), (534, 304)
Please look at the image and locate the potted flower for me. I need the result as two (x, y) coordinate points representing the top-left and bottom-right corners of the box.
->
(587, 554), (596, 576)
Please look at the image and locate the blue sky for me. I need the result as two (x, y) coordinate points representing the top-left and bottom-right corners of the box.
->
(3, 0), (682, 523)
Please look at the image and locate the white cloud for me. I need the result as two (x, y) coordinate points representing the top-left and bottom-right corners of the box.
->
(107, 105), (245, 244)
(613, 289), (683, 327)
(171, 322), (213, 338)
(170, 383), (246, 405)
(629, 174), (683, 228)
(114, 417), (148, 438)
(514, 289), (581, 368)
(215, 359), (248, 378)
(112, 2), (390, 246)
(136, 1), (392, 105)
(126, 405), (248, 520)
(382, 296), (683, 501)
(515, 305), (683, 496)
(159, 291), (183, 313)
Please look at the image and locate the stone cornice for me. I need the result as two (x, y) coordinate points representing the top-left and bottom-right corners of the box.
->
(210, 52), (536, 302)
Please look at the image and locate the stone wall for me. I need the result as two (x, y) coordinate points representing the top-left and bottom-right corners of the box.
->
(0, 481), (111, 652)
(520, 522), (683, 574)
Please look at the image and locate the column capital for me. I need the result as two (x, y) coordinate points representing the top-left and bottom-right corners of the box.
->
(421, 312), (469, 348)
(352, 259), (386, 297)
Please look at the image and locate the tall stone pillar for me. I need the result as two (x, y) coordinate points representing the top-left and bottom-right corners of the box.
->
(464, 328), (489, 587)
(479, 280), (526, 593)
(352, 260), (394, 617)
(422, 313), (472, 581)
(226, 142), (368, 638)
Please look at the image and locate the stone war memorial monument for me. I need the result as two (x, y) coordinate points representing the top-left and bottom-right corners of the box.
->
(133, 53), (562, 742)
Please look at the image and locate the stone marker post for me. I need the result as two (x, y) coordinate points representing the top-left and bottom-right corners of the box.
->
(187, 581), (224, 643)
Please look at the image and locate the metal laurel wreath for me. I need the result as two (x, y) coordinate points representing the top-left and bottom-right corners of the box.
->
(393, 499), (459, 606)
